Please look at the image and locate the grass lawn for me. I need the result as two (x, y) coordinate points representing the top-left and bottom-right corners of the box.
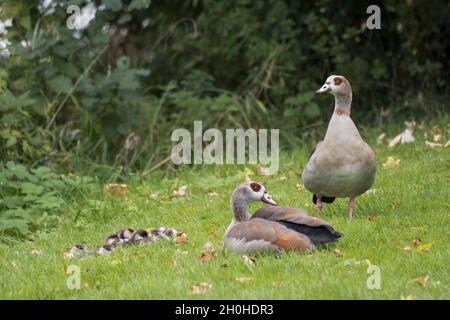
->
(1, 122), (449, 299)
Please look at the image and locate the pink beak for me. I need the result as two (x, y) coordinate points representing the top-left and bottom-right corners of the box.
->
(261, 193), (277, 206)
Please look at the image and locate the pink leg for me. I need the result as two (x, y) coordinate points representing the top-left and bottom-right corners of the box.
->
(315, 196), (322, 216)
(348, 197), (355, 219)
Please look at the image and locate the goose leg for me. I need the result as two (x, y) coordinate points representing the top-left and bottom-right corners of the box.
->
(315, 196), (322, 216)
(348, 197), (355, 219)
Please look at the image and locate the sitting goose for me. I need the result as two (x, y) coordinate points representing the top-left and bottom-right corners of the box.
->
(224, 182), (342, 255)
(302, 75), (377, 219)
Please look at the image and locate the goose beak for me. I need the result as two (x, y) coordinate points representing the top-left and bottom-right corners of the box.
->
(316, 84), (331, 93)
(261, 193), (277, 206)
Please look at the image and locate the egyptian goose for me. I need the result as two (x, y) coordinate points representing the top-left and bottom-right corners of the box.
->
(302, 75), (377, 219)
(223, 182), (342, 254)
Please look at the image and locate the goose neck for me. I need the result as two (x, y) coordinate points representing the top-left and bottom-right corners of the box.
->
(230, 191), (250, 222)
(334, 93), (352, 116)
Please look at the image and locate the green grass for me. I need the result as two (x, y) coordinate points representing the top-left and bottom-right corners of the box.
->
(1, 124), (449, 300)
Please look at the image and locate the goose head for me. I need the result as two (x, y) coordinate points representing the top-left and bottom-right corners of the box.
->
(316, 75), (352, 97)
(233, 181), (278, 206)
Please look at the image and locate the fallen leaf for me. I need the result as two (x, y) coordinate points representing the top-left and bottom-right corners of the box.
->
(272, 281), (281, 288)
(332, 248), (342, 257)
(296, 184), (305, 191)
(150, 192), (160, 199)
(445, 176), (450, 182)
(403, 246), (411, 251)
(400, 294), (415, 300)
(31, 248), (42, 256)
(11, 261), (18, 269)
(278, 176), (288, 181)
(168, 259), (177, 266)
(383, 156), (400, 168)
(207, 231), (216, 238)
(190, 282), (212, 295)
(104, 183), (129, 199)
(368, 213), (380, 221)
(170, 185), (187, 198)
(388, 123), (416, 147)
(410, 275), (429, 287)
(207, 191), (220, 197)
(175, 232), (188, 244)
(376, 133), (386, 144)
(412, 236), (422, 246)
(433, 134), (442, 142)
(197, 242), (216, 263)
(243, 255), (256, 266)
(236, 277), (253, 283)
(425, 141), (443, 148)
(444, 139), (450, 148)
(416, 243), (432, 253)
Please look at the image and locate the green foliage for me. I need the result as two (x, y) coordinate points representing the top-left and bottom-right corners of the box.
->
(0, 0), (448, 173)
(0, 161), (93, 236)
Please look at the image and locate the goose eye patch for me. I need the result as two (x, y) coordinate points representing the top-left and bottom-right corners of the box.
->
(334, 77), (343, 85)
(250, 183), (261, 192)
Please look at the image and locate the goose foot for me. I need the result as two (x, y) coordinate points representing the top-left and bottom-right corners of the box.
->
(348, 197), (355, 219)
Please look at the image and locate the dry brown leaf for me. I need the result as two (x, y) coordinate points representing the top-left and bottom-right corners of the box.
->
(236, 277), (253, 283)
(400, 294), (415, 300)
(416, 243), (432, 253)
(170, 185), (187, 198)
(243, 255), (256, 266)
(410, 275), (429, 287)
(168, 259), (177, 266)
(332, 248), (342, 257)
(412, 236), (422, 246)
(207, 231), (216, 238)
(425, 141), (443, 148)
(445, 176), (450, 182)
(383, 156), (400, 168)
(190, 282), (212, 295)
(175, 232), (188, 244)
(368, 213), (380, 221)
(197, 242), (216, 263)
(104, 183), (129, 199)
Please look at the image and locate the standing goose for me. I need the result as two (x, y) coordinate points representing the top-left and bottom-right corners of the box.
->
(224, 182), (342, 255)
(302, 75), (377, 219)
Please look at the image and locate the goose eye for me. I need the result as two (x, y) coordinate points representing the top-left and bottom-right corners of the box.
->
(334, 77), (343, 85)
(250, 183), (261, 192)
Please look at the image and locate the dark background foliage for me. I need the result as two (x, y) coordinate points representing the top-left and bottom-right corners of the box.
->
(0, 0), (449, 174)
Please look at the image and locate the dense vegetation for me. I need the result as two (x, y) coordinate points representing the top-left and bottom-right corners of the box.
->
(1, 1), (448, 170)
(0, 1), (449, 237)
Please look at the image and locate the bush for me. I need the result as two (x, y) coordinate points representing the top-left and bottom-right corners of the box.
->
(0, 0), (448, 173)
(0, 161), (93, 236)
